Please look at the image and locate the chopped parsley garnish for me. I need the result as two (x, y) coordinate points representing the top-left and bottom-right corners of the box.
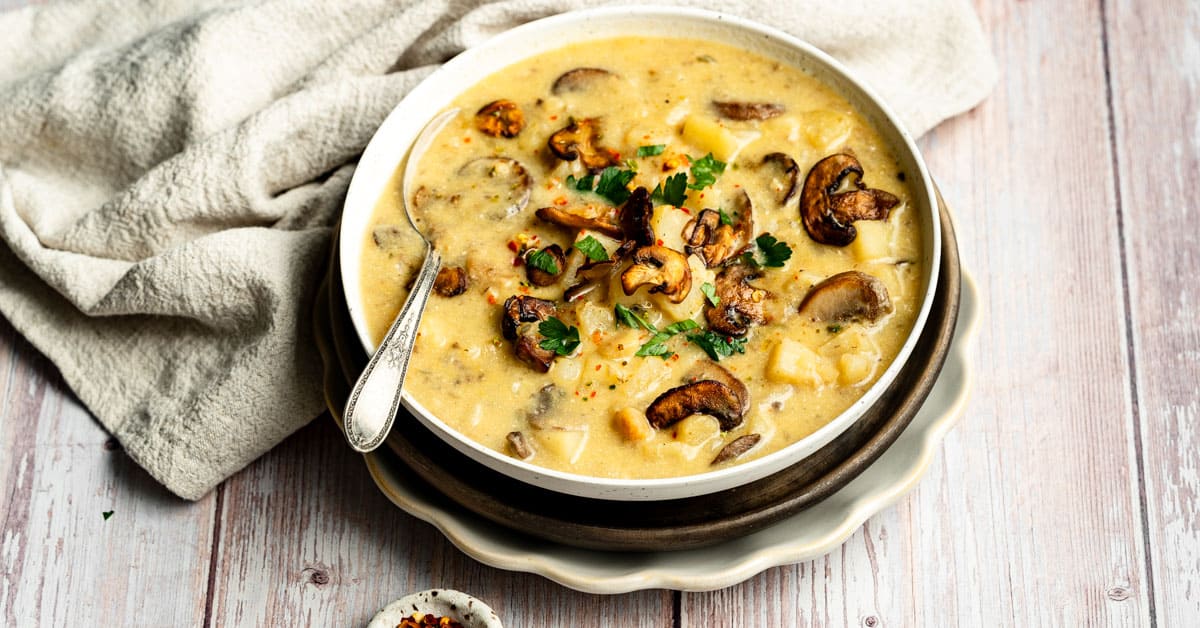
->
(525, 249), (560, 274)
(743, 233), (794, 268)
(102, 510), (114, 520)
(700, 282), (720, 306)
(687, 153), (726, 190)
(614, 303), (656, 332)
(827, 324), (843, 334)
(636, 320), (699, 359)
(538, 317), (580, 356)
(593, 166), (637, 205)
(686, 330), (747, 361)
(575, 235), (610, 262)
(637, 144), (666, 157)
(651, 172), (688, 207)
(718, 208), (734, 226)
(625, 158), (639, 171)
(697, 54), (716, 63)
(565, 173), (595, 191)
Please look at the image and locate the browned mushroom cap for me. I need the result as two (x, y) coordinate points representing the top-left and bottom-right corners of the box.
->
(433, 266), (468, 297)
(475, 99), (525, 138)
(705, 264), (769, 336)
(621, 245), (693, 304)
(548, 117), (616, 172)
(456, 157), (532, 219)
(646, 380), (747, 431)
(711, 433), (761, 465)
(506, 431), (534, 460)
(551, 68), (616, 94)
(619, 186), (655, 246)
(525, 244), (566, 287)
(685, 361), (750, 411)
(502, 295), (559, 372)
(535, 206), (624, 239)
(761, 152), (800, 206)
(713, 100), (785, 121)
(563, 240), (635, 302)
(683, 189), (755, 267)
(797, 270), (893, 323)
(800, 153), (901, 246)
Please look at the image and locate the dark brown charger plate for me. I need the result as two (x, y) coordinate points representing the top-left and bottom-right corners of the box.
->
(316, 194), (960, 551)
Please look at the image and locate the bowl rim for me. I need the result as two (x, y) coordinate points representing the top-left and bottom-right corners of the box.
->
(339, 5), (942, 500)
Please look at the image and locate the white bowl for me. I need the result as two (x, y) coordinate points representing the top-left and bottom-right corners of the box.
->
(339, 6), (941, 502)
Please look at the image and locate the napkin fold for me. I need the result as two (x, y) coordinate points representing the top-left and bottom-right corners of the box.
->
(0, 0), (996, 500)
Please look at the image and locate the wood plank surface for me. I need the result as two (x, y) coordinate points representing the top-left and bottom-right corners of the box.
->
(1106, 0), (1200, 623)
(682, 0), (1151, 624)
(206, 418), (675, 627)
(0, 316), (217, 626)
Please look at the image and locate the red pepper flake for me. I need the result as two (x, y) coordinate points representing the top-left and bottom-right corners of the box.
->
(643, 134), (651, 140)
(574, 390), (580, 396)
(671, 354), (681, 361)
(594, 364), (602, 371)
(519, 285), (530, 293)
(486, 293), (497, 305)
(590, 390), (597, 398)
(550, 115), (559, 121)
(507, 240), (519, 252)
(554, 196), (568, 206)
(591, 331), (603, 344)
(463, 137), (472, 143)
(606, 148), (621, 161)
(680, 208), (691, 214)
(656, 238), (664, 246)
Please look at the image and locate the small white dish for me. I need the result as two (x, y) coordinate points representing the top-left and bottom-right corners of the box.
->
(341, 6), (942, 501)
(368, 588), (503, 628)
(362, 274), (979, 593)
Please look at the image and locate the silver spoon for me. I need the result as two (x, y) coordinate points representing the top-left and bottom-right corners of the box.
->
(344, 107), (461, 453)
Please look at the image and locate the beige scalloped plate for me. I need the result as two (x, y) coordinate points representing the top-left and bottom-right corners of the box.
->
(361, 272), (978, 593)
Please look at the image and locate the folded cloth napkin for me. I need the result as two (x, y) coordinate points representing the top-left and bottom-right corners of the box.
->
(0, 0), (996, 500)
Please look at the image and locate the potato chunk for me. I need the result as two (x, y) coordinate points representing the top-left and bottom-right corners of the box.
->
(613, 407), (653, 442)
(837, 352), (875, 386)
(800, 109), (852, 152)
(681, 115), (739, 162)
(766, 338), (833, 387)
(849, 220), (891, 262)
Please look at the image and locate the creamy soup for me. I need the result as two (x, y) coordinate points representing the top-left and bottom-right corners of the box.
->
(360, 36), (922, 479)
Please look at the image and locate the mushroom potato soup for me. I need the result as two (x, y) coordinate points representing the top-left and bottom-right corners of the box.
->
(361, 36), (923, 479)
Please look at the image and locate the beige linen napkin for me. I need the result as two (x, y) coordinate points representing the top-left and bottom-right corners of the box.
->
(0, 0), (996, 500)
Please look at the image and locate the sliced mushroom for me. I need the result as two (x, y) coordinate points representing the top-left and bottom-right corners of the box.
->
(797, 270), (893, 323)
(621, 245), (693, 304)
(800, 153), (901, 246)
(619, 186), (655, 246)
(685, 361), (750, 412)
(683, 189), (755, 267)
(524, 384), (562, 427)
(475, 99), (525, 138)
(761, 152), (800, 206)
(433, 266), (468, 297)
(563, 240), (635, 302)
(535, 205), (623, 239)
(713, 100), (785, 121)
(456, 157), (532, 219)
(711, 433), (761, 465)
(501, 295), (558, 372)
(646, 380), (747, 431)
(548, 117), (616, 172)
(371, 224), (407, 249)
(551, 67), (615, 94)
(506, 431), (534, 460)
(705, 264), (768, 336)
(525, 244), (566, 287)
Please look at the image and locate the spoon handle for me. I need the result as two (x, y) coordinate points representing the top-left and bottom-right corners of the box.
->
(344, 248), (442, 452)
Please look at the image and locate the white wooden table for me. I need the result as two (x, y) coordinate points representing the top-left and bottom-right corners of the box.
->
(2, 1), (1197, 625)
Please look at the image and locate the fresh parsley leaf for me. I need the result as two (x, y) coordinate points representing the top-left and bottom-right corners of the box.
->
(635, 319), (699, 359)
(565, 173), (595, 192)
(637, 144), (666, 157)
(686, 330), (747, 361)
(651, 172), (688, 207)
(625, 158), (639, 171)
(538, 317), (580, 356)
(576, 235), (610, 262)
(700, 282), (720, 306)
(718, 208), (733, 226)
(687, 153), (726, 190)
(526, 249), (560, 274)
(755, 233), (793, 267)
(614, 304), (656, 332)
(593, 167), (637, 205)
(740, 251), (760, 268)
(102, 510), (114, 520)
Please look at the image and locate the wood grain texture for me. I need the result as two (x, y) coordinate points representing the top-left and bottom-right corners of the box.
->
(1106, 0), (1200, 623)
(0, 316), (216, 626)
(682, 0), (1151, 624)
(207, 418), (674, 627)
